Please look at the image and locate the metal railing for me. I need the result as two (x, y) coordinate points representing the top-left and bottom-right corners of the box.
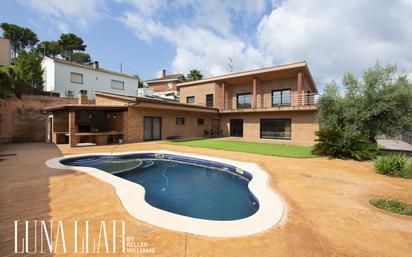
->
(192, 93), (318, 110)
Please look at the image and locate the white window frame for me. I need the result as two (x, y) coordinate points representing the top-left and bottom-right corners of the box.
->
(70, 72), (83, 84)
(111, 79), (125, 90)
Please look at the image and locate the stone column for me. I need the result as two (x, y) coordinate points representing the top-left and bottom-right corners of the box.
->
(68, 111), (77, 147)
(122, 110), (129, 143)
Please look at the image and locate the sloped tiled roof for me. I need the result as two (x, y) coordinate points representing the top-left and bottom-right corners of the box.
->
(43, 57), (139, 80)
(144, 74), (186, 83)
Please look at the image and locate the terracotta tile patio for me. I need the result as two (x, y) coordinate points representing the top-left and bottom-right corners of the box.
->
(0, 142), (411, 257)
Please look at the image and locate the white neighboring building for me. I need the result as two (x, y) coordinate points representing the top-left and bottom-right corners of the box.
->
(42, 57), (141, 99)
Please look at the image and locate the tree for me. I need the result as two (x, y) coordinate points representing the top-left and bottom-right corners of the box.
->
(1, 23), (39, 58)
(318, 62), (412, 143)
(187, 69), (203, 81)
(36, 40), (63, 57)
(13, 50), (43, 90)
(57, 33), (86, 60)
(71, 52), (91, 64)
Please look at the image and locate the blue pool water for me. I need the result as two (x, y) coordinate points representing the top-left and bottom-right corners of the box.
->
(61, 153), (259, 221)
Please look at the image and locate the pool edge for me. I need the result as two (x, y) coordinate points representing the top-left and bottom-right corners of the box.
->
(45, 150), (285, 238)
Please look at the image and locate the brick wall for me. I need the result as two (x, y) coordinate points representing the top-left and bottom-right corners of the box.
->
(220, 111), (319, 146)
(126, 107), (219, 142)
(147, 81), (178, 92)
(0, 94), (76, 143)
(179, 82), (220, 107)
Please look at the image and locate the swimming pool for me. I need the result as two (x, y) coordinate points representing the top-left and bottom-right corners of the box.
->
(47, 151), (284, 237)
(60, 153), (258, 221)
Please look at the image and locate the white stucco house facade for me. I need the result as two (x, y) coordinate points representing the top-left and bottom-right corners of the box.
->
(42, 57), (141, 99)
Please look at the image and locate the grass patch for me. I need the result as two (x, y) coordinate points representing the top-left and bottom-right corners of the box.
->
(164, 139), (316, 158)
(370, 198), (412, 216)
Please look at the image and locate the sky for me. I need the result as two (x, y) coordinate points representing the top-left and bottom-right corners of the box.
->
(1, 0), (412, 90)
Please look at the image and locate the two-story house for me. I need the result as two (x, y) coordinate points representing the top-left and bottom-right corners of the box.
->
(177, 61), (319, 145)
(42, 57), (141, 99)
(43, 61), (319, 147)
(143, 69), (185, 99)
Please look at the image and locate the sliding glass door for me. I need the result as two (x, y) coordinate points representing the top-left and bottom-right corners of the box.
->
(144, 117), (162, 141)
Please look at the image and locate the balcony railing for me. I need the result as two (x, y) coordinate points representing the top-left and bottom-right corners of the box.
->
(192, 93), (318, 111)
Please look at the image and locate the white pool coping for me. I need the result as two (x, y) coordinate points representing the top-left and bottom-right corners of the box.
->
(45, 150), (284, 237)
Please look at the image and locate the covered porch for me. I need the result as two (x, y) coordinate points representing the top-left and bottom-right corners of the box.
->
(43, 105), (128, 147)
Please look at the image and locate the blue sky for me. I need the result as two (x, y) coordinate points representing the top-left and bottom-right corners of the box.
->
(1, 0), (412, 89)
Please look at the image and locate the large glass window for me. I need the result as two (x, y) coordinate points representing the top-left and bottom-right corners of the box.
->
(237, 93), (252, 109)
(206, 94), (214, 107)
(186, 96), (195, 104)
(260, 119), (291, 139)
(272, 89), (291, 106)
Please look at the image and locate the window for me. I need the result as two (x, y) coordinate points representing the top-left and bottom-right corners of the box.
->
(186, 96), (195, 104)
(237, 93), (252, 109)
(272, 89), (291, 106)
(197, 118), (204, 125)
(70, 72), (83, 84)
(260, 119), (291, 140)
(65, 90), (74, 98)
(206, 94), (214, 107)
(176, 117), (185, 125)
(111, 80), (124, 90)
(167, 82), (173, 89)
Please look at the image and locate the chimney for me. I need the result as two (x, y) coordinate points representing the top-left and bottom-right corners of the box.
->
(162, 69), (166, 78)
(78, 90), (88, 104)
(94, 61), (99, 69)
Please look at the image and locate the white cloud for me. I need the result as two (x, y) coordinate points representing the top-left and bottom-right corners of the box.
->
(257, 0), (412, 85)
(20, 0), (107, 31)
(119, 0), (272, 77)
(120, 11), (272, 77)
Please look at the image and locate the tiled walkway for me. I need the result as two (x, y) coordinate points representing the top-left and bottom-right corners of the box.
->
(1, 143), (411, 257)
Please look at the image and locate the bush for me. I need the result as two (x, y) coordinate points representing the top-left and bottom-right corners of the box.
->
(370, 198), (412, 216)
(0, 66), (14, 98)
(312, 129), (376, 160)
(374, 154), (412, 178)
(403, 162), (412, 179)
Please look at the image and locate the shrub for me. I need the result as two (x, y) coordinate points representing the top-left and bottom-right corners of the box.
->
(374, 154), (411, 178)
(312, 129), (376, 160)
(370, 198), (412, 216)
(402, 162), (412, 179)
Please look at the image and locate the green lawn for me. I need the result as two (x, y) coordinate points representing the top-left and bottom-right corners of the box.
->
(164, 139), (316, 158)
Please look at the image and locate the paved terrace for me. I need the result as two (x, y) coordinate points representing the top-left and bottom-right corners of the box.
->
(0, 143), (411, 256)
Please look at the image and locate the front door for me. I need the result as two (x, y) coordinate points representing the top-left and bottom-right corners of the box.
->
(143, 117), (162, 141)
(230, 119), (243, 137)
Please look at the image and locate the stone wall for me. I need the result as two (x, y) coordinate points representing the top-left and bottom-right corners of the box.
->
(0, 94), (76, 143)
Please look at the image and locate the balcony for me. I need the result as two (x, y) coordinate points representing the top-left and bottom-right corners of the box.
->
(193, 93), (318, 112)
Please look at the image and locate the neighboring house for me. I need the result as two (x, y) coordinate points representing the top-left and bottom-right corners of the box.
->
(177, 61), (319, 145)
(0, 37), (11, 66)
(41, 56), (141, 99)
(42, 61), (319, 147)
(143, 69), (185, 99)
